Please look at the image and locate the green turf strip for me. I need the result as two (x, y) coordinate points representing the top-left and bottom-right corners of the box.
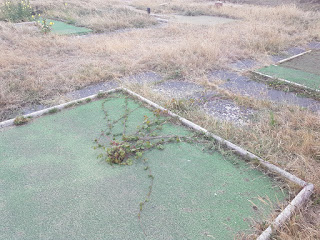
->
(41, 18), (92, 35)
(0, 94), (286, 240)
(280, 50), (320, 76)
(258, 65), (320, 91)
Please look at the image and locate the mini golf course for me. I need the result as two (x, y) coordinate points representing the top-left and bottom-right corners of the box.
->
(0, 92), (288, 239)
(125, 5), (236, 26)
(256, 50), (320, 91)
(40, 18), (92, 35)
(170, 15), (235, 26)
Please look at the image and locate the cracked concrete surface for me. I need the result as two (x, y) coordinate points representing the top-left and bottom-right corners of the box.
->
(18, 42), (320, 125)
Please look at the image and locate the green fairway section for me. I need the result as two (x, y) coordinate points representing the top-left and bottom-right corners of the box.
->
(257, 65), (320, 91)
(0, 93), (287, 240)
(44, 18), (92, 35)
(280, 50), (320, 76)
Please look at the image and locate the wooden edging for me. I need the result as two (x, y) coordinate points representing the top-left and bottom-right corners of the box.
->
(0, 87), (314, 240)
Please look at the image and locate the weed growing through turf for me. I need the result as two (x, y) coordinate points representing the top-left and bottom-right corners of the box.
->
(269, 111), (277, 127)
(37, 18), (54, 34)
(1, 0), (33, 22)
(13, 115), (29, 125)
(165, 98), (196, 112)
(93, 94), (215, 236)
(48, 108), (59, 114)
(97, 92), (107, 98)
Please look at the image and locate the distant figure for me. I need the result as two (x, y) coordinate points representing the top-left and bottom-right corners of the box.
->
(147, 8), (151, 14)
(215, 1), (223, 8)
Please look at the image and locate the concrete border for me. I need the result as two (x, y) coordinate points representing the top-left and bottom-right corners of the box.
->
(277, 50), (311, 64)
(251, 49), (320, 92)
(0, 88), (119, 129)
(0, 87), (314, 240)
(252, 70), (320, 93)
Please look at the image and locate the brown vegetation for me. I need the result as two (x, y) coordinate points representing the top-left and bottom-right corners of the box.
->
(1, 1), (319, 117)
(0, 0), (320, 238)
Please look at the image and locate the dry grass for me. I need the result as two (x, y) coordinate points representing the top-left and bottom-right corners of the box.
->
(1, 0), (320, 238)
(46, 4), (157, 32)
(0, 0), (158, 31)
(1, 1), (319, 118)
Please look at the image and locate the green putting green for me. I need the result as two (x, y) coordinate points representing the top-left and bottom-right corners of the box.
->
(0, 93), (287, 239)
(40, 18), (92, 35)
(257, 51), (320, 91)
(257, 65), (320, 91)
(281, 50), (320, 76)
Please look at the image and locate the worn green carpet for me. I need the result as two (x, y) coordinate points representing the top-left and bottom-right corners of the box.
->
(257, 51), (320, 91)
(280, 50), (320, 76)
(39, 18), (92, 35)
(0, 93), (286, 240)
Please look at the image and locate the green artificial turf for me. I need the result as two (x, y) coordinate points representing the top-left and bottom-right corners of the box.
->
(0, 93), (287, 240)
(257, 65), (320, 91)
(39, 18), (92, 35)
(280, 50), (320, 76)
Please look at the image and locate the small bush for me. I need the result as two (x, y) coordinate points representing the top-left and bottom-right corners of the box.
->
(97, 92), (106, 98)
(48, 108), (59, 114)
(165, 98), (196, 112)
(1, 0), (34, 22)
(37, 18), (54, 34)
(13, 115), (29, 125)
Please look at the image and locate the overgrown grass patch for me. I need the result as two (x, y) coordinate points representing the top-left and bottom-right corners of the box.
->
(36, 1), (157, 32)
(0, 0), (34, 22)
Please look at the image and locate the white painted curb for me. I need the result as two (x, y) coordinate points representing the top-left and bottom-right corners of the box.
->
(257, 183), (314, 240)
(277, 50), (312, 64)
(0, 87), (314, 240)
(123, 88), (315, 240)
(252, 71), (320, 93)
(252, 50), (320, 93)
(0, 88), (119, 129)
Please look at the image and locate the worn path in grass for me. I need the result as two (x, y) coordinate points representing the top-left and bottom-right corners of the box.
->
(0, 94), (286, 239)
